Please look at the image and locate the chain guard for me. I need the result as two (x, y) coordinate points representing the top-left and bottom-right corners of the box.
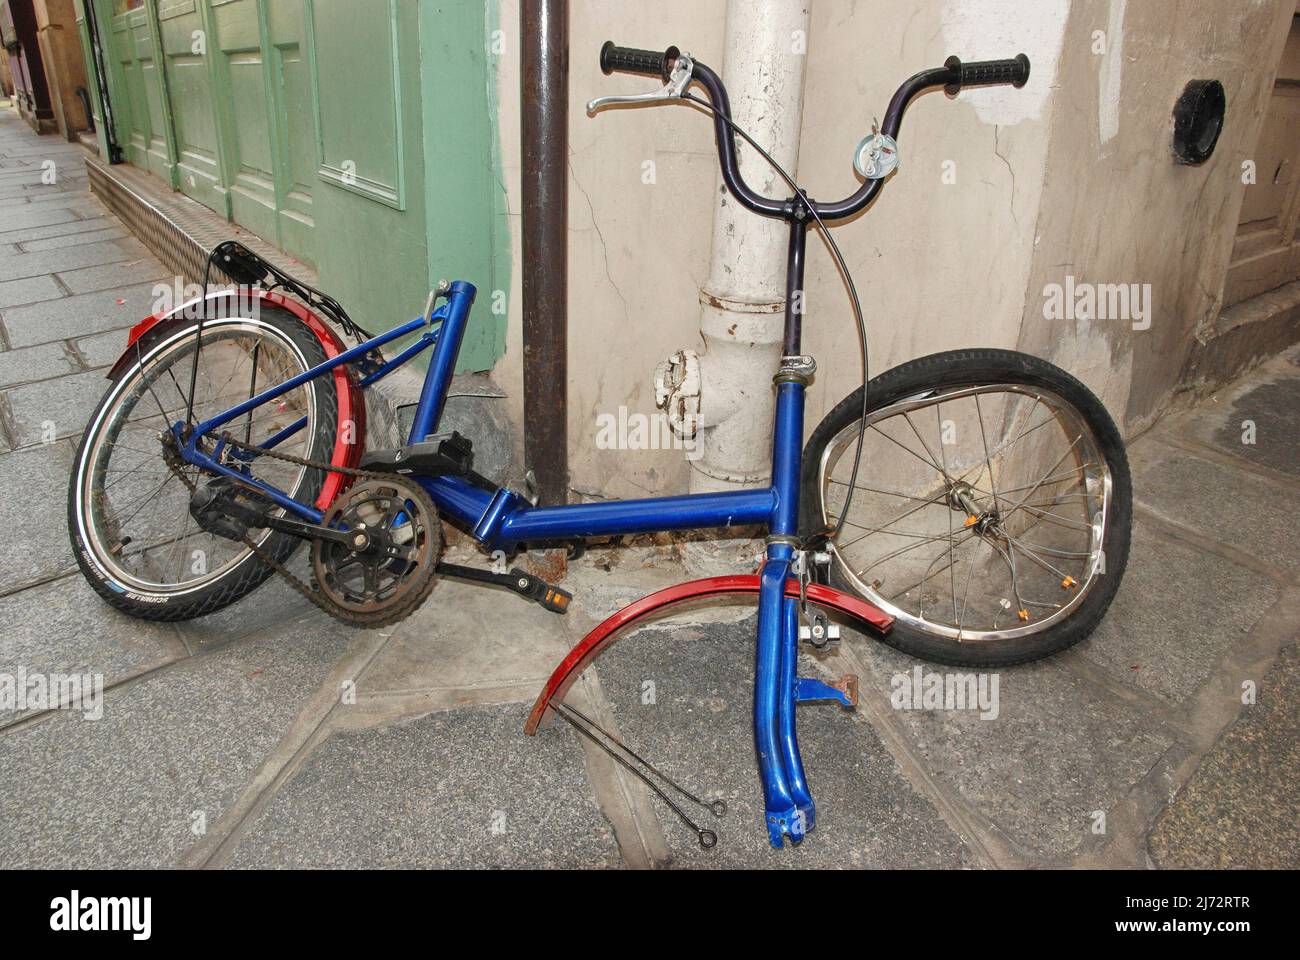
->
(309, 477), (442, 627)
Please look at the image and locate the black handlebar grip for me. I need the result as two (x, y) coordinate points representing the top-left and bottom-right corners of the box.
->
(600, 41), (680, 83)
(943, 54), (1031, 96)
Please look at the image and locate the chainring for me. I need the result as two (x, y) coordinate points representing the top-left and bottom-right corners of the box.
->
(310, 476), (442, 627)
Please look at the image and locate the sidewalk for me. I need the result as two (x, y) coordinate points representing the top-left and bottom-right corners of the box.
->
(1, 102), (1296, 869)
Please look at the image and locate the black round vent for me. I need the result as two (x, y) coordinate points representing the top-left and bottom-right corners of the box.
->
(1172, 80), (1226, 165)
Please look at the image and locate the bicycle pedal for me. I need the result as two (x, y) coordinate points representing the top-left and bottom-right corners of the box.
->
(536, 582), (574, 615)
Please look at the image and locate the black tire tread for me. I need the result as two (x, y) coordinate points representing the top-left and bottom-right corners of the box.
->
(800, 348), (1132, 668)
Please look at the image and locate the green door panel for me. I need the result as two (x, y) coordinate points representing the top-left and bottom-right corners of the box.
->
(208, 0), (277, 248)
(157, 0), (224, 210)
(128, 8), (174, 180)
(109, 13), (150, 168)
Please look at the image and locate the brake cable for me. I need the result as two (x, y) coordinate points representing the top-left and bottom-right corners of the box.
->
(681, 92), (872, 543)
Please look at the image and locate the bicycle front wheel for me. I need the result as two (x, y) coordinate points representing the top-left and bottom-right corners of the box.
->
(801, 349), (1131, 667)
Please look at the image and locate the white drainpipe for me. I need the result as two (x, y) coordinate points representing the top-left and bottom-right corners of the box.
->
(657, 0), (812, 495)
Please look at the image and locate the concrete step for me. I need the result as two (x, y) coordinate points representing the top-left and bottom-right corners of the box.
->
(1185, 280), (1300, 391)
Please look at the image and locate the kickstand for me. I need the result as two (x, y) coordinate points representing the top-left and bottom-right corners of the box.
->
(551, 700), (726, 849)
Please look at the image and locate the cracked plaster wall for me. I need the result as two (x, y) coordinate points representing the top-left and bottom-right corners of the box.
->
(490, 0), (1293, 500)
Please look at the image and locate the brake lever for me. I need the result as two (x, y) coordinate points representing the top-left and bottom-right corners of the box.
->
(587, 52), (695, 114)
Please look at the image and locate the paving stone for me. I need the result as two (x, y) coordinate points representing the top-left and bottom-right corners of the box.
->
(0, 574), (187, 728)
(2, 281), (163, 348)
(56, 257), (169, 296)
(24, 190), (94, 208)
(0, 214), (119, 247)
(1210, 378), (1300, 478)
(0, 204), (84, 233)
(0, 341), (76, 388)
(592, 616), (974, 867)
(0, 237), (150, 283)
(1148, 638), (1300, 868)
(74, 328), (129, 370)
(226, 701), (622, 869)
(0, 625), (357, 868)
(5, 368), (109, 447)
(1130, 440), (1300, 574)
(359, 574), (575, 694)
(0, 273), (63, 308)
(1078, 519), (1281, 704)
(19, 225), (130, 253)
(0, 441), (78, 590)
(845, 627), (1176, 860)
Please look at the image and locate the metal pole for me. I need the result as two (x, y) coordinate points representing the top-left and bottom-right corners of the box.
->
(520, 0), (569, 507)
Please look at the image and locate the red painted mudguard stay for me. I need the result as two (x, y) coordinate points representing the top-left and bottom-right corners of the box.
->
(117, 289), (365, 510)
(524, 575), (893, 735)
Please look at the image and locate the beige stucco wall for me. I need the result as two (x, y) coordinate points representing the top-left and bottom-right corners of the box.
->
(1019, 0), (1296, 430)
(490, 0), (1293, 500)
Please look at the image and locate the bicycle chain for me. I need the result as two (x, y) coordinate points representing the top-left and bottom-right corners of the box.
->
(160, 429), (419, 625)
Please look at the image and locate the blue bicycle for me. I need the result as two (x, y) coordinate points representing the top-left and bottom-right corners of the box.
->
(69, 43), (1131, 849)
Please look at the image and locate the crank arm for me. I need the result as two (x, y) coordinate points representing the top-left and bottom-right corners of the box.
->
(260, 513), (355, 548)
(435, 563), (573, 614)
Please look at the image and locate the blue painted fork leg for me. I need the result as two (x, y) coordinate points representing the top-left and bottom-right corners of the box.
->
(756, 375), (814, 847)
(756, 551), (799, 847)
(780, 594), (814, 833)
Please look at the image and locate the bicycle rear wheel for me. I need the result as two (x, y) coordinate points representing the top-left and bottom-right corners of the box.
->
(68, 304), (339, 621)
(801, 349), (1131, 667)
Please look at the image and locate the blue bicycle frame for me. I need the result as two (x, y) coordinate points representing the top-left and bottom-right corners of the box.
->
(173, 276), (816, 847)
(170, 44), (977, 849)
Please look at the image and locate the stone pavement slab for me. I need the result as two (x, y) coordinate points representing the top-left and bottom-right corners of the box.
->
(0, 210), (118, 247)
(0, 574), (188, 728)
(0, 236), (150, 284)
(225, 701), (622, 869)
(0, 274), (63, 309)
(1129, 439), (1300, 575)
(56, 257), (169, 296)
(1077, 519), (1280, 704)
(0, 624), (358, 868)
(0, 203), (99, 234)
(73, 328), (130, 370)
(0, 341), (77, 388)
(588, 615), (974, 868)
(843, 629), (1176, 861)
(358, 570), (576, 695)
(17, 225), (131, 254)
(0, 440), (78, 590)
(5, 368), (110, 446)
(1, 280), (166, 348)
(1147, 638), (1300, 869)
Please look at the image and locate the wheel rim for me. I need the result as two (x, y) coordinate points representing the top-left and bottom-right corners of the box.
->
(818, 383), (1112, 642)
(79, 319), (318, 595)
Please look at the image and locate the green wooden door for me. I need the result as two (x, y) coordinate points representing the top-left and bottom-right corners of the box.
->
(264, 0), (316, 259)
(155, 0), (225, 212)
(207, 0), (279, 251)
(109, 0), (173, 181)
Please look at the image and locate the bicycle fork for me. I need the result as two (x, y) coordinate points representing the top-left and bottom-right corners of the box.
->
(756, 362), (856, 848)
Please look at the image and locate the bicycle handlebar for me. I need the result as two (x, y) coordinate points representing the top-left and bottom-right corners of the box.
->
(600, 41), (680, 82)
(598, 41), (1031, 223)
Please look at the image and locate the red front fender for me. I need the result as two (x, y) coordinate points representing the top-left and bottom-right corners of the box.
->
(111, 289), (365, 510)
(524, 575), (893, 735)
